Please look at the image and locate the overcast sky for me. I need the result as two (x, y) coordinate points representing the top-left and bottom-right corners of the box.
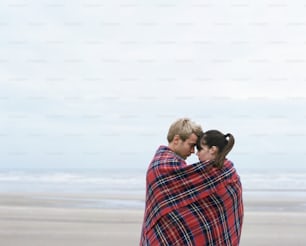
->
(1, 1), (306, 171)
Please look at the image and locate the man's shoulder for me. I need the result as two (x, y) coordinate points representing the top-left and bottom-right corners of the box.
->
(150, 145), (186, 168)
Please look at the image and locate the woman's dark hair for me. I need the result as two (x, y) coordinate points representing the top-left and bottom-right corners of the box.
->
(197, 130), (235, 169)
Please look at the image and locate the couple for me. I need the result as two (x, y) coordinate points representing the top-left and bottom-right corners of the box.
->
(140, 118), (244, 246)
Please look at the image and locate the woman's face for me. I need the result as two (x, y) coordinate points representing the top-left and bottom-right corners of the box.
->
(196, 144), (216, 162)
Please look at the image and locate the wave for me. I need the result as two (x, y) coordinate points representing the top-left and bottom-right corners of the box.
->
(240, 172), (306, 191)
(1, 169), (306, 193)
(0, 169), (145, 193)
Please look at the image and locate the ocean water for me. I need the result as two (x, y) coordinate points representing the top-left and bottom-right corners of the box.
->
(1, 167), (306, 209)
(0, 168), (145, 194)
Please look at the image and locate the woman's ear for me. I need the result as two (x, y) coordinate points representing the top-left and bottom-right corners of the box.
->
(210, 146), (218, 154)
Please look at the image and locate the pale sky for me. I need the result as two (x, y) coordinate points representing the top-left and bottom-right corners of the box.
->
(1, 1), (306, 171)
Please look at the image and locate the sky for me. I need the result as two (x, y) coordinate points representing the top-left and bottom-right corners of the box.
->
(1, 1), (306, 172)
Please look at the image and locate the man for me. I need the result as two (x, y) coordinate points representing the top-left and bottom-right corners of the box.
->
(140, 118), (243, 245)
(166, 118), (202, 161)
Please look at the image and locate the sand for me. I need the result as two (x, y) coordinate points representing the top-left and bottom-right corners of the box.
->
(0, 192), (306, 246)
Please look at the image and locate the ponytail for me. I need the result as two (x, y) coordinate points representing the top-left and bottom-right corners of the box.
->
(213, 133), (234, 168)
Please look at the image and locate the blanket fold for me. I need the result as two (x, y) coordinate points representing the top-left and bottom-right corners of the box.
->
(140, 146), (243, 246)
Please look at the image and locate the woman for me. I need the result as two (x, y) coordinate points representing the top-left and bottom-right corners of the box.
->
(195, 130), (244, 245)
(197, 130), (236, 168)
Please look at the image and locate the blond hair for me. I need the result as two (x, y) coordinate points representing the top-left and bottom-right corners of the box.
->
(167, 118), (203, 142)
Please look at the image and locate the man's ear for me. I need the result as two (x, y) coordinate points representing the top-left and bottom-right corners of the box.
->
(173, 135), (181, 144)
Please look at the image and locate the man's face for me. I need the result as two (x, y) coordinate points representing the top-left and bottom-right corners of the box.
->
(175, 133), (198, 160)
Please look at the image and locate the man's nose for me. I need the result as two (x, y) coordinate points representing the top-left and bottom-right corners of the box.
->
(191, 147), (195, 153)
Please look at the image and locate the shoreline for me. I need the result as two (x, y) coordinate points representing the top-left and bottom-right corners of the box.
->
(1, 192), (306, 246)
(1, 191), (306, 211)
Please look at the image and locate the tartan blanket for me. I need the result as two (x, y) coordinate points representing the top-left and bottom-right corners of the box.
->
(140, 146), (244, 246)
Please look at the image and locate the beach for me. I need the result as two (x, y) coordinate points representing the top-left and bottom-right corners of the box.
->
(0, 193), (143, 246)
(1, 192), (306, 246)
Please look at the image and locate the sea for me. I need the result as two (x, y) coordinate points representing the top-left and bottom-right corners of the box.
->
(1, 167), (306, 209)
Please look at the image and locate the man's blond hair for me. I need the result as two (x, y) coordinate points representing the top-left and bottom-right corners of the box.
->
(167, 118), (203, 142)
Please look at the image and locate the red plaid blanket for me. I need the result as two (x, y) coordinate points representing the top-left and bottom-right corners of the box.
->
(140, 146), (244, 246)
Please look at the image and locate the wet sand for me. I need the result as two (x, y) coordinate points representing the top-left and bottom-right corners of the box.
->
(0, 192), (306, 246)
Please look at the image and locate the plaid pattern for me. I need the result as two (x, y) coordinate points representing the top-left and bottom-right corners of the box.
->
(140, 146), (243, 246)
